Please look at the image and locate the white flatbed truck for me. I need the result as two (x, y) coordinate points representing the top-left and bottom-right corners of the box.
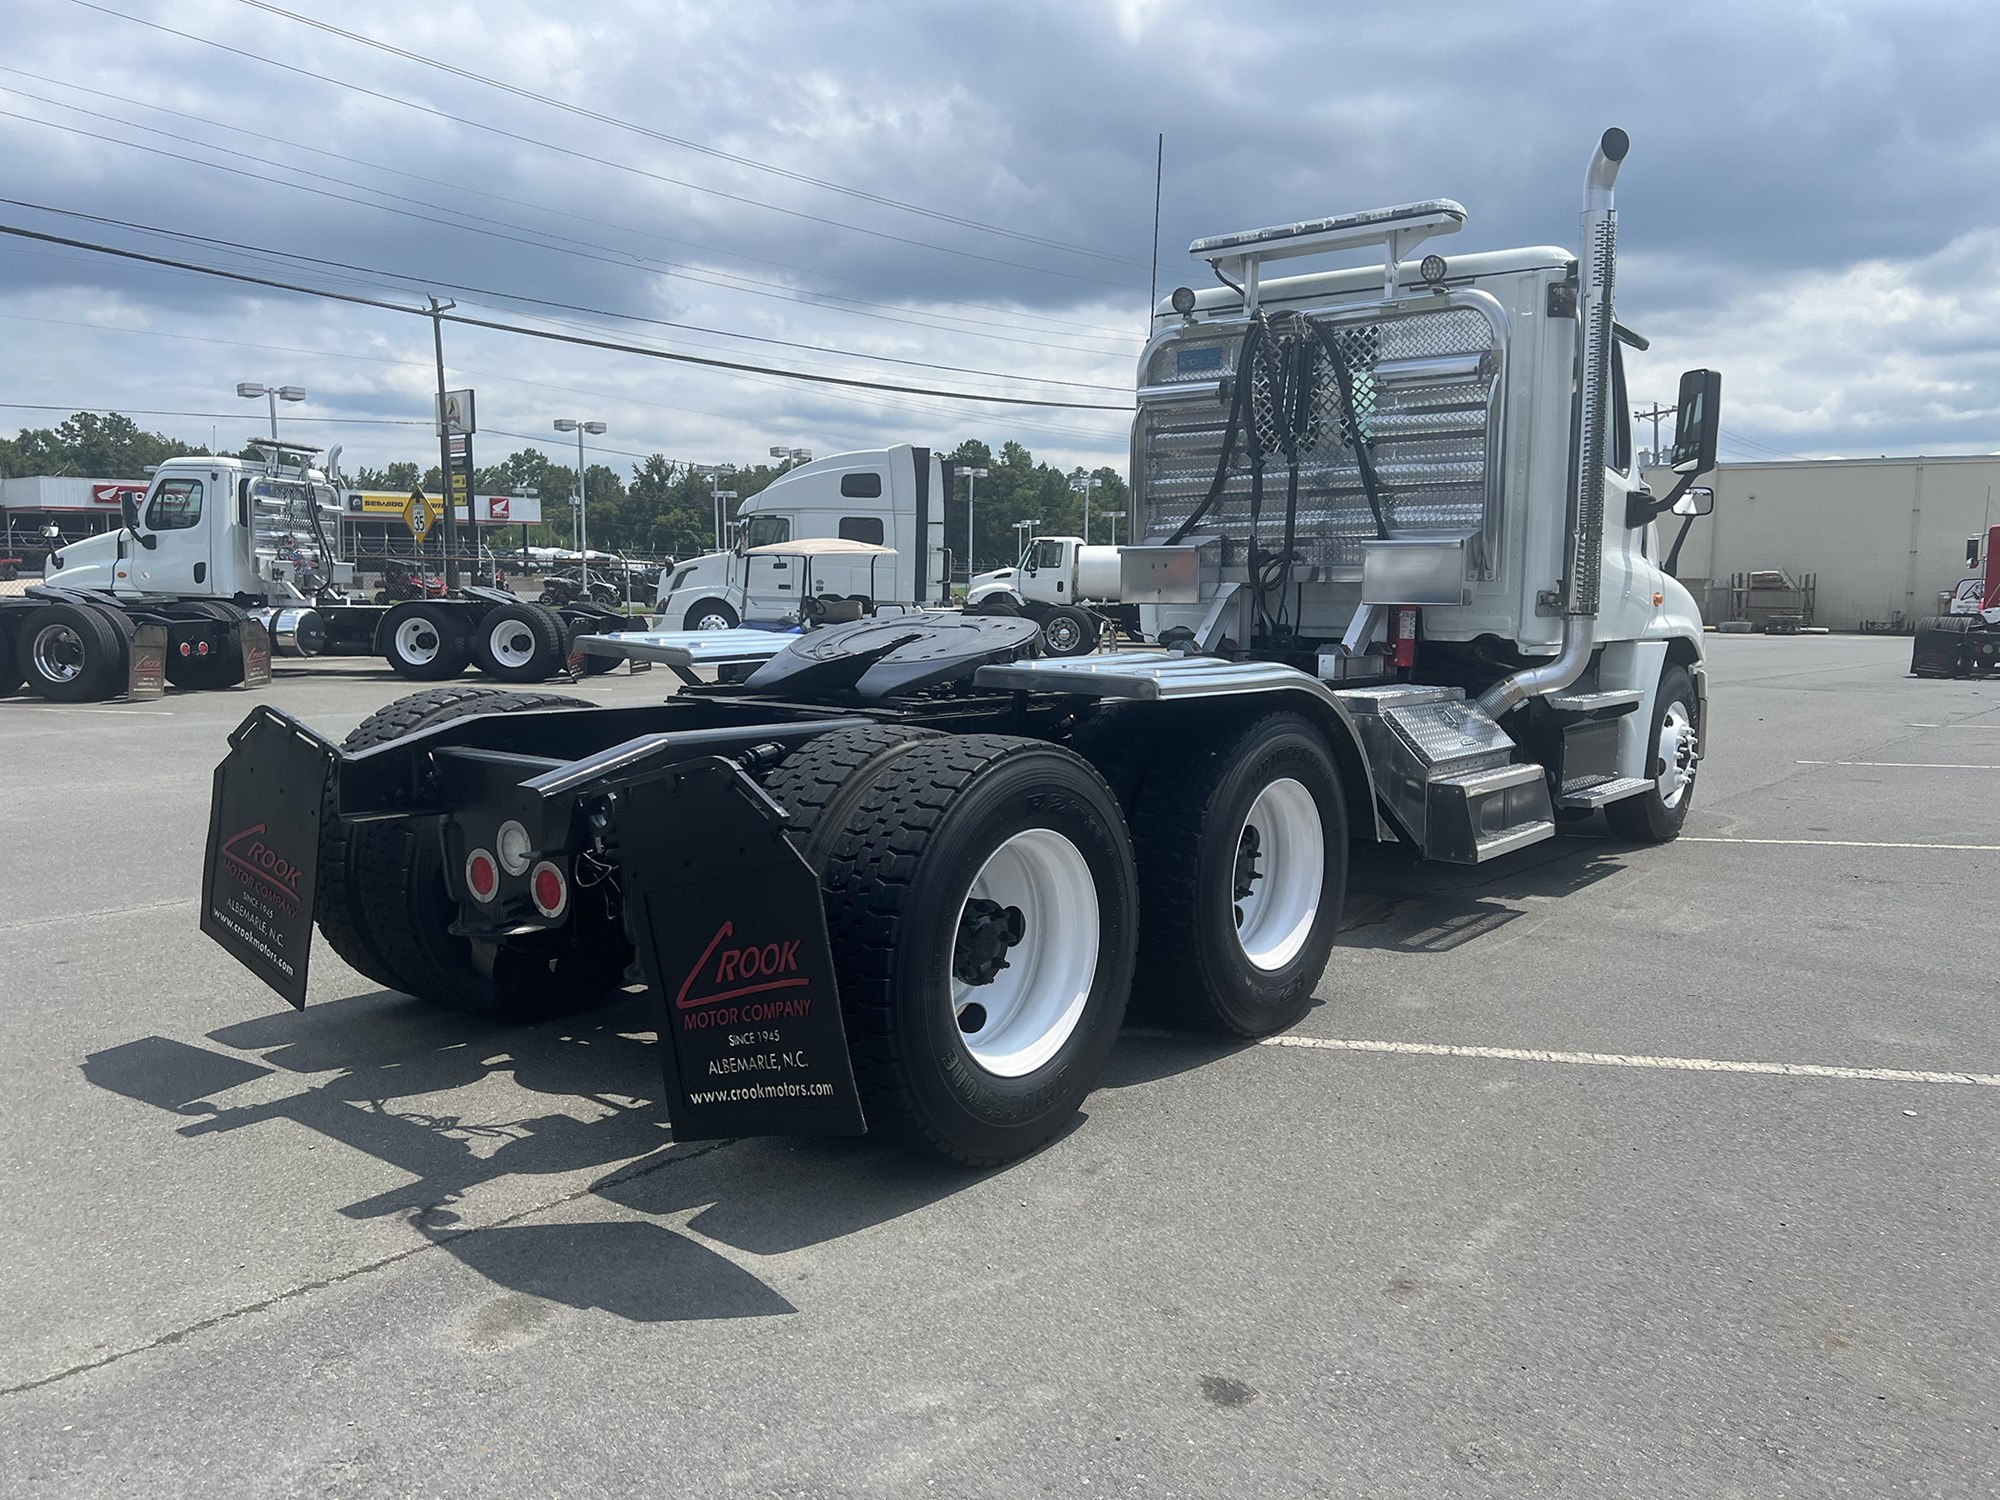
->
(0, 442), (621, 702)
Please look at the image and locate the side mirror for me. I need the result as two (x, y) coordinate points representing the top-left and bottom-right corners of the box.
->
(1669, 368), (1722, 476)
(1670, 486), (1715, 518)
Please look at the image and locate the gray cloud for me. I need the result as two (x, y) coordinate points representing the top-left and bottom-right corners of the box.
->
(3, 0), (1996, 476)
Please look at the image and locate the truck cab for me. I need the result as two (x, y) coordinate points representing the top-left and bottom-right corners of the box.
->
(654, 445), (949, 630)
(45, 449), (351, 606)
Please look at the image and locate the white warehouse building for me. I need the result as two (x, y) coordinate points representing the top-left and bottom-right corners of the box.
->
(1646, 454), (1999, 631)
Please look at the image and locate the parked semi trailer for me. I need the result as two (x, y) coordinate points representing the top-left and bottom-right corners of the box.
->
(0, 442), (621, 702)
(201, 129), (1721, 1166)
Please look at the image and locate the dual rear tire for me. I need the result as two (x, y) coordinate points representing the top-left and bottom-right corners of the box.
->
(761, 712), (1348, 1163)
(382, 601), (571, 683)
(764, 728), (1139, 1165)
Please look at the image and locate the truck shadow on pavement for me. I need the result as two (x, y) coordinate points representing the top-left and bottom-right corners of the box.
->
(75, 832), (1636, 1324)
(80, 985), (989, 1323)
(1339, 832), (1631, 954)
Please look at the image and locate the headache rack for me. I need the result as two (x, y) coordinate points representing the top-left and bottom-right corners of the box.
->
(1135, 296), (1506, 578)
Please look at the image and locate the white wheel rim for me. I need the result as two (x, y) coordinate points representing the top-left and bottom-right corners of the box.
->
(30, 622), (86, 683)
(488, 619), (535, 669)
(1232, 777), (1325, 972)
(1656, 699), (1698, 809)
(695, 611), (732, 631)
(950, 828), (1099, 1079)
(1045, 617), (1080, 651)
(393, 616), (441, 665)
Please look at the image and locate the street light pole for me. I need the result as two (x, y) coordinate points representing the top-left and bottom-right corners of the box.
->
(235, 381), (306, 441)
(1102, 509), (1127, 545)
(1071, 473), (1098, 543)
(1014, 517), (1043, 561)
(959, 466), (988, 580)
(554, 418), (607, 586)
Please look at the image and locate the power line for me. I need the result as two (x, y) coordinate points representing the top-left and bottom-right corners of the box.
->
(0, 308), (1121, 448)
(0, 71), (1140, 350)
(63, 0), (1143, 292)
(231, 0), (1141, 268)
(0, 63), (1142, 343)
(0, 105), (1131, 363)
(0, 220), (1137, 412)
(1, 194), (1129, 389)
(0, 402), (424, 425)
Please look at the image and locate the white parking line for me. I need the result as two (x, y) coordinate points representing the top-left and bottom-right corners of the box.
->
(1682, 836), (2000, 850)
(1797, 759), (2000, 769)
(1261, 1034), (2000, 1088)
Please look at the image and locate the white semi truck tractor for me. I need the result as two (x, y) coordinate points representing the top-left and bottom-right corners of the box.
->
(198, 128), (1721, 1169)
(0, 442), (622, 701)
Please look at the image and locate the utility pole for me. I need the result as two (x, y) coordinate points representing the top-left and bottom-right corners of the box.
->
(428, 297), (460, 591)
(1634, 402), (1675, 467)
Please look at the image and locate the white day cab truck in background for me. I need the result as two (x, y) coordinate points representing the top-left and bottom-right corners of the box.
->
(0, 442), (624, 702)
(200, 128), (1721, 1168)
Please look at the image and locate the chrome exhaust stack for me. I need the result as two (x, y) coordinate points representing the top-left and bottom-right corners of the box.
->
(1477, 126), (1627, 718)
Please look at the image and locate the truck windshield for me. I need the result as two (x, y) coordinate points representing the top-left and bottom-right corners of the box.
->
(743, 515), (791, 550)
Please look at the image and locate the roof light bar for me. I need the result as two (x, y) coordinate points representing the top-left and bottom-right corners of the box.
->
(1190, 199), (1468, 307)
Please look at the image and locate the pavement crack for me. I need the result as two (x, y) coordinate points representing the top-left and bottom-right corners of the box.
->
(0, 1135), (737, 1400)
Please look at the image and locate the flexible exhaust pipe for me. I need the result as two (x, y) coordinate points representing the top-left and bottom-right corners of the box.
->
(1478, 126), (1627, 718)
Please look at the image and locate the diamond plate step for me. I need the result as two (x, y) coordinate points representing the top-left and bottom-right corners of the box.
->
(1425, 762), (1556, 863)
(1557, 774), (1655, 810)
(1544, 688), (1643, 718)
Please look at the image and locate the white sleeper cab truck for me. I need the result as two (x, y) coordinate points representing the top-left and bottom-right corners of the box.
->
(0, 443), (621, 702)
(655, 444), (951, 631)
(200, 128), (1719, 1172)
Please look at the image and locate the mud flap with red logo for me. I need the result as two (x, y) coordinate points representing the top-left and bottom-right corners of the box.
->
(125, 623), (167, 701)
(617, 757), (867, 1141)
(199, 707), (335, 1008)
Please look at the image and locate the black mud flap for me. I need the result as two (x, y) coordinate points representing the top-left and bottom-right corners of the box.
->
(199, 707), (335, 1008)
(619, 757), (867, 1142)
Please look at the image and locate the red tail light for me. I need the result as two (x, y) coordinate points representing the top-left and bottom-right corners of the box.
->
(465, 849), (500, 903)
(530, 860), (568, 920)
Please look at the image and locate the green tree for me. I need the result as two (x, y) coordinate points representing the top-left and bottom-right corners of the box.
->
(0, 411), (205, 479)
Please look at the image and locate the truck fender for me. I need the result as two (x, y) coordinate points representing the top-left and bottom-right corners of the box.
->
(1071, 689), (1390, 844)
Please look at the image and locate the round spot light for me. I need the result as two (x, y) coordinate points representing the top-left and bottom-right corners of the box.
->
(1420, 254), (1448, 286)
(495, 820), (533, 876)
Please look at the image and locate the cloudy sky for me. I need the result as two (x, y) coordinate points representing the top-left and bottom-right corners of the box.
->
(4, 0), (1998, 481)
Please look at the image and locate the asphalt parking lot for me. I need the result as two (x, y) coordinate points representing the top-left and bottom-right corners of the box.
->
(2, 635), (1996, 1498)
